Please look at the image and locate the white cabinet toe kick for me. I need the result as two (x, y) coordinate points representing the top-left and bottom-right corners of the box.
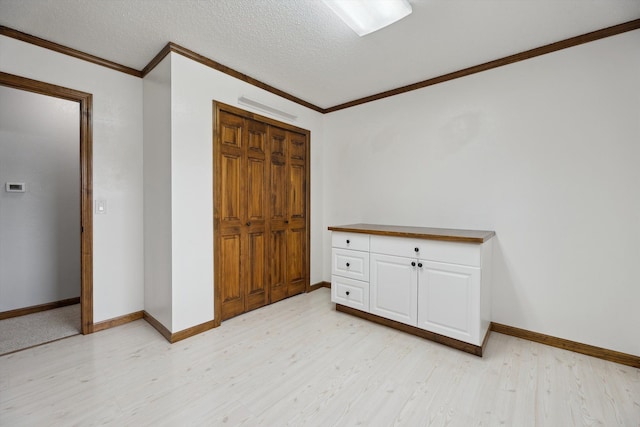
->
(329, 224), (495, 357)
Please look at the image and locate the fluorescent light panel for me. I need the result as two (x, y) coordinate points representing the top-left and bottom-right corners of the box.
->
(323, 0), (412, 36)
(237, 96), (297, 121)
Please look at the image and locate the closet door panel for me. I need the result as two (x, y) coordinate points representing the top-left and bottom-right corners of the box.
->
(247, 158), (265, 221)
(270, 128), (286, 157)
(289, 163), (306, 222)
(220, 111), (244, 149)
(269, 160), (287, 221)
(220, 152), (242, 224)
(217, 111), (247, 321)
(248, 121), (266, 154)
(287, 227), (306, 296)
(269, 127), (287, 223)
(245, 120), (268, 310)
(220, 232), (244, 320)
(246, 231), (267, 311)
(247, 119), (267, 224)
(286, 131), (307, 296)
(270, 229), (287, 303)
(289, 132), (306, 160)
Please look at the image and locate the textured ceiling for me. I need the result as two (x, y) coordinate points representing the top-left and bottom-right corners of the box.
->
(1, 0), (639, 109)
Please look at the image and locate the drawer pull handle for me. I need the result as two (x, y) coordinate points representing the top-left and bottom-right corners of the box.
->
(346, 239), (350, 244)
(411, 261), (416, 267)
(246, 222), (251, 226)
(346, 291), (350, 296)
(414, 247), (419, 252)
(346, 262), (350, 267)
(418, 262), (423, 268)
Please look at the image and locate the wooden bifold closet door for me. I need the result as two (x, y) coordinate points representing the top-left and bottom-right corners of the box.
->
(214, 103), (310, 322)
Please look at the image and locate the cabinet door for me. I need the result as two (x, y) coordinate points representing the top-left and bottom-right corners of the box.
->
(370, 253), (417, 326)
(417, 261), (481, 345)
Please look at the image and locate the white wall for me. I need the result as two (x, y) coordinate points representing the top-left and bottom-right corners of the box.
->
(4, 24), (635, 356)
(168, 52), (325, 332)
(0, 36), (144, 322)
(143, 56), (173, 329)
(323, 30), (640, 356)
(0, 86), (80, 311)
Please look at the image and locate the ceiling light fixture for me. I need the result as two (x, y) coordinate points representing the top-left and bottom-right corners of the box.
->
(323, 0), (412, 37)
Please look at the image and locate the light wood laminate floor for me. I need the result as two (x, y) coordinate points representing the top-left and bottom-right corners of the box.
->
(1, 288), (638, 426)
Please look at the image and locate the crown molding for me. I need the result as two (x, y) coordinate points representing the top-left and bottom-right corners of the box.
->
(0, 26), (142, 78)
(141, 42), (324, 113)
(324, 18), (640, 113)
(3, 18), (639, 114)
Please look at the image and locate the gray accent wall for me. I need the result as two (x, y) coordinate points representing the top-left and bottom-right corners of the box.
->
(0, 86), (80, 311)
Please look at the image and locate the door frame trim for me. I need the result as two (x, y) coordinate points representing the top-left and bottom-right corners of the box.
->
(212, 101), (311, 327)
(0, 72), (94, 334)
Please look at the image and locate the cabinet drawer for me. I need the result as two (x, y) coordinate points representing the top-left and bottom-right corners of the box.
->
(332, 232), (370, 251)
(331, 275), (369, 311)
(370, 235), (481, 267)
(332, 249), (370, 281)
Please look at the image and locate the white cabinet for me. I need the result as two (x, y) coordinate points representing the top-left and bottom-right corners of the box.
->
(329, 224), (495, 355)
(369, 234), (490, 347)
(370, 253), (417, 326)
(369, 243), (484, 344)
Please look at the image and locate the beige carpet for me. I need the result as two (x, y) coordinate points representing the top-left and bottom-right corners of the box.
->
(0, 304), (81, 356)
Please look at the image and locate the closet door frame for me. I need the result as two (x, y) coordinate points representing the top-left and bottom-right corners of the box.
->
(213, 101), (310, 327)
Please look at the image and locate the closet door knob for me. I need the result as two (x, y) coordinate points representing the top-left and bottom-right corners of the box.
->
(346, 262), (350, 267)
(346, 239), (350, 244)
(411, 261), (416, 267)
(346, 291), (350, 296)
(246, 222), (251, 226)
(418, 263), (423, 268)
(414, 247), (419, 252)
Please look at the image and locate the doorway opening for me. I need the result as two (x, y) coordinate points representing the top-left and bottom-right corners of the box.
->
(0, 72), (93, 337)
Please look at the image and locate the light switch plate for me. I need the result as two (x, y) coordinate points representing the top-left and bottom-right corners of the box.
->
(95, 199), (107, 214)
(5, 182), (26, 192)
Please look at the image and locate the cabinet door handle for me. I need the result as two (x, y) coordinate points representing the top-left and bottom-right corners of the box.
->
(418, 262), (423, 268)
(246, 222), (251, 226)
(346, 262), (350, 267)
(346, 239), (350, 244)
(411, 261), (416, 267)
(414, 247), (419, 252)
(346, 291), (350, 296)
(285, 220), (289, 224)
